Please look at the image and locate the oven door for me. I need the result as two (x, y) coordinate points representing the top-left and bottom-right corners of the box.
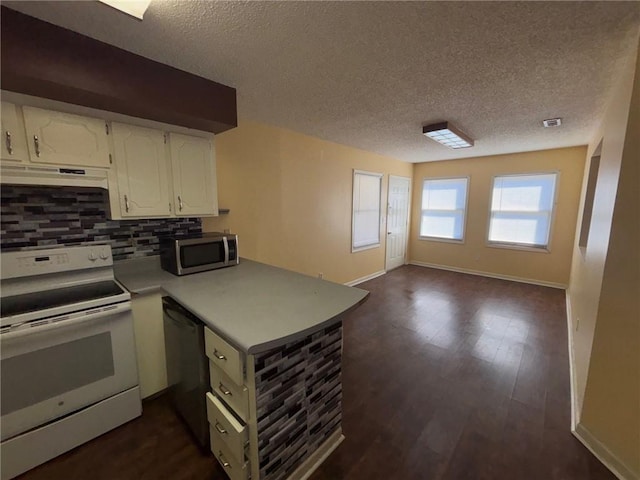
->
(0, 302), (139, 442)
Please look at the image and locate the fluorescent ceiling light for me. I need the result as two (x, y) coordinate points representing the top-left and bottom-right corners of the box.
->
(98, 0), (152, 20)
(422, 122), (474, 149)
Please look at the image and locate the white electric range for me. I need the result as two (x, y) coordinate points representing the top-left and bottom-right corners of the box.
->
(0, 245), (141, 480)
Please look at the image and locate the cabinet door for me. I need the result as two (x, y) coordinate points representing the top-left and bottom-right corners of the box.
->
(1, 102), (29, 162)
(170, 133), (218, 216)
(112, 122), (171, 218)
(22, 106), (110, 167)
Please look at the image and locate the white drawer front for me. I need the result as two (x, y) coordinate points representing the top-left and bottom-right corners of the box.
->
(206, 392), (247, 464)
(209, 363), (249, 422)
(210, 425), (249, 480)
(205, 327), (244, 386)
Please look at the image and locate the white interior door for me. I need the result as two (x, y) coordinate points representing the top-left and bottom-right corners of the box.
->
(386, 175), (411, 271)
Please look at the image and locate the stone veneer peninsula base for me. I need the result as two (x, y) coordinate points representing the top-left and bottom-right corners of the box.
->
(208, 322), (345, 480)
(250, 323), (343, 480)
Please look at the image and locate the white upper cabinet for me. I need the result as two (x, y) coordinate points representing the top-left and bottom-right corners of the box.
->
(111, 122), (171, 218)
(22, 106), (110, 168)
(1, 102), (29, 163)
(169, 133), (218, 217)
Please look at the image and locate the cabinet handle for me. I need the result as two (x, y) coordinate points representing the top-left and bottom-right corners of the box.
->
(218, 452), (231, 468)
(178, 195), (183, 211)
(213, 349), (227, 361)
(33, 135), (40, 157)
(214, 422), (228, 435)
(218, 382), (232, 396)
(5, 131), (13, 155)
(124, 194), (130, 213)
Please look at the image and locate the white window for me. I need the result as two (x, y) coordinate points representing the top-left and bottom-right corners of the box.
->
(420, 177), (469, 241)
(488, 173), (558, 249)
(352, 170), (383, 252)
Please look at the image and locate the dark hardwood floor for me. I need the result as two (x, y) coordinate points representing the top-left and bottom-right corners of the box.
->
(17, 266), (613, 480)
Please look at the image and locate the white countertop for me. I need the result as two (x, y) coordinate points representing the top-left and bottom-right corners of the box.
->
(115, 256), (368, 354)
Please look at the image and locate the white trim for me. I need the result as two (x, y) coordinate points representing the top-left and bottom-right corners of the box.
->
(486, 171), (560, 251)
(286, 429), (345, 480)
(419, 175), (470, 242)
(351, 169), (383, 253)
(573, 423), (638, 480)
(486, 242), (551, 254)
(565, 291), (579, 430)
(408, 260), (567, 289)
(344, 270), (386, 287)
(351, 243), (380, 253)
(418, 235), (466, 245)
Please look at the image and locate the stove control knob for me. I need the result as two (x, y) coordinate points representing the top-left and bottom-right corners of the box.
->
(88, 252), (97, 261)
(100, 251), (109, 260)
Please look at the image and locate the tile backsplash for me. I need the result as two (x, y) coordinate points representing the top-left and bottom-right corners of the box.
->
(1, 185), (201, 261)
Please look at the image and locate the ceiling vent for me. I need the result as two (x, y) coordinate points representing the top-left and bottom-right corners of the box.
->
(542, 118), (562, 128)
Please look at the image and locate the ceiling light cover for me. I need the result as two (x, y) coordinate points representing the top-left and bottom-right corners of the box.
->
(98, 0), (152, 20)
(542, 118), (562, 128)
(422, 122), (474, 149)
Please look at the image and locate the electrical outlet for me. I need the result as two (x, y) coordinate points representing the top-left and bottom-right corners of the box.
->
(318, 272), (323, 279)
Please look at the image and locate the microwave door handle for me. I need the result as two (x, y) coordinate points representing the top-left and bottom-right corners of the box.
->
(223, 237), (230, 264)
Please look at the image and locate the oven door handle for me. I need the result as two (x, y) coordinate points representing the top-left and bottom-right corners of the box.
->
(0, 302), (131, 340)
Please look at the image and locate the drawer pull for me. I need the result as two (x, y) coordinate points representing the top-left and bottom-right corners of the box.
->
(219, 382), (232, 396)
(5, 131), (13, 155)
(219, 452), (231, 468)
(214, 422), (228, 435)
(213, 349), (227, 361)
(33, 135), (41, 157)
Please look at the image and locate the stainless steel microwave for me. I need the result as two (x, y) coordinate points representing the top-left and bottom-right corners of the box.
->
(160, 233), (239, 276)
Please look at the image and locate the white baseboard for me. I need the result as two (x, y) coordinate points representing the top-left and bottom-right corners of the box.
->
(344, 270), (385, 287)
(566, 294), (637, 480)
(286, 429), (344, 480)
(408, 261), (567, 289)
(565, 291), (579, 431)
(573, 423), (638, 480)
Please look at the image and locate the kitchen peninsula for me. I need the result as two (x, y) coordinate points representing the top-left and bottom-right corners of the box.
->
(115, 258), (368, 480)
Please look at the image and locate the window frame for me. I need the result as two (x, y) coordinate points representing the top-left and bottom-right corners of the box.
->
(418, 175), (470, 244)
(486, 171), (560, 253)
(351, 169), (383, 253)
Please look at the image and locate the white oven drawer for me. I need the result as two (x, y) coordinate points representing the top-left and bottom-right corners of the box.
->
(209, 363), (249, 422)
(205, 327), (244, 386)
(210, 424), (249, 480)
(206, 392), (247, 464)
(0, 305), (138, 442)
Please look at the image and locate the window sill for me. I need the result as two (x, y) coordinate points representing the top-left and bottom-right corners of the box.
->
(419, 236), (465, 245)
(486, 242), (550, 254)
(352, 243), (380, 253)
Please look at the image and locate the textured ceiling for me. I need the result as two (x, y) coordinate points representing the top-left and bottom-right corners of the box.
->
(4, 1), (640, 163)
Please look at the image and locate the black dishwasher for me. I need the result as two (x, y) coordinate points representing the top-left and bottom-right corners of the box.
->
(162, 296), (210, 449)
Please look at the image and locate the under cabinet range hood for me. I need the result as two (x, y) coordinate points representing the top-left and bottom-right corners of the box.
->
(0, 164), (109, 188)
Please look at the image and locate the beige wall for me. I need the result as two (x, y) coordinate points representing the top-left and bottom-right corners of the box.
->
(409, 147), (586, 286)
(203, 120), (412, 284)
(570, 40), (639, 477)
